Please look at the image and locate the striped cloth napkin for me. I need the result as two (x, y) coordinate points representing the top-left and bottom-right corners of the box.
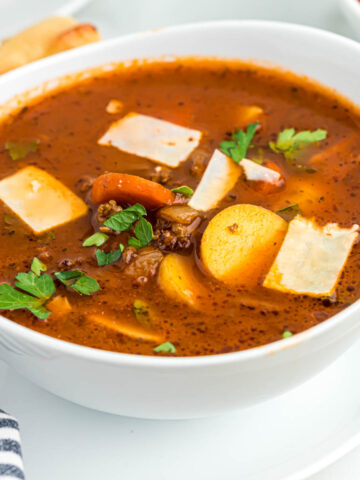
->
(0, 410), (24, 479)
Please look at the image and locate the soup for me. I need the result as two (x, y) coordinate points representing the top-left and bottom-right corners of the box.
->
(0, 59), (359, 356)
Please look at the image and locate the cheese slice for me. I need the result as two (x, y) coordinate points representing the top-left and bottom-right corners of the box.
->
(98, 112), (202, 168)
(0, 166), (88, 234)
(240, 158), (282, 185)
(263, 216), (359, 297)
(188, 149), (241, 211)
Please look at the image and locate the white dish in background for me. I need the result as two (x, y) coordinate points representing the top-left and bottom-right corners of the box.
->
(0, 0), (93, 40)
(3, 339), (360, 480)
(1, 21), (360, 420)
(341, 0), (360, 39)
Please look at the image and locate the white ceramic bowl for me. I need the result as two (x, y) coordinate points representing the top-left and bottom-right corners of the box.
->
(341, 0), (360, 40)
(0, 21), (359, 419)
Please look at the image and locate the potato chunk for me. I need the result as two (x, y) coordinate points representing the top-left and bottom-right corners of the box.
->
(201, 204), (288, 285)
(89, 313), (163, 343)
(263, 216), (359, 296)
(158, 253), (208, 309)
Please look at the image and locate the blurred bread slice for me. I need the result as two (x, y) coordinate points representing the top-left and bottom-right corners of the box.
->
(0, 16), (101, 74)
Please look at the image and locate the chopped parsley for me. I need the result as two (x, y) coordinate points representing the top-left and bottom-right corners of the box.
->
(133, 299), (151, 327)
(5, 139), (39, 160)
(104, 203), (146, 232)
(31, 257), (47, 276)
(0, 259), (56, 320)
(128, 217), (153, 249)
(282, 330), (293, 339)
(96, 244), (124, 266)
(171, 186), (194, 197)
(54, 270), (100, 295)
(269, 128), (327, 159)
(154, 341), (176, 353)
(83, 232), (109, 247)
(276, 204), (302, 222)
(220, 122), (258, 163)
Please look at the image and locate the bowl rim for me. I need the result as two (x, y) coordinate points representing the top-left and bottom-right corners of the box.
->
(341, 0), (360, 17)
(0, 19), (360, 368)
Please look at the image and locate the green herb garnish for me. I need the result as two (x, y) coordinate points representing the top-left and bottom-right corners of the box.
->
(31, 257), (47, 276)
(276, 204), (302, 222)
(104, 203), (146, 232)
(96, 244), (124, 266)
(128, 217), (153, 249)
(3, 213), (18, 226)
(83, 232), (109, 247)
(220, 122), (258, 163)
(282, 330), (293, 339)
(0, 259), (55, 320)
(154, 341), (176, 353)
(133, 299), (152, 327)
(269, 128), (327, 159)
(5, 140), (39, 160)
(54, 270), (100, 295)
(171, 186), (194, 197)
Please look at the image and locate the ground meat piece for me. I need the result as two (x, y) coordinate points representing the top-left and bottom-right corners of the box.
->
(124, 247), (163, 284)
(190, 149), (209, 177)
(153, 217), (201, 250)
(75, 175), (94, 193)
(150, 166), (173, 185)
(97, 200), (122, 223)
(122, 246), (138, 264)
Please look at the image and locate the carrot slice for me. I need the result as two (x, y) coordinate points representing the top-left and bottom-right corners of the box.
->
(91, 173), (176, 209)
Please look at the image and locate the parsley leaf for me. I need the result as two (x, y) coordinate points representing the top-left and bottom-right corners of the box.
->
(282, 330), (293, 339)
(154, 341), (176, 353)
(220, 122), (258, 163)
(0, 259), (56, 320)
(171, 186), (194, 197)
(15, 272), (55, 300)
(96, 244), (124, 266)
(71, 276), (100, 295)
(83, 232), (109, 247)
(269, 128), (327, 159)
(31, 257), (47, 276)
(128, 217), (153, 249)
(275, 204), (302, 222)
(5, 139), (39, 160)
(104, 203), (146, 232)
(54, 270), (100, 295)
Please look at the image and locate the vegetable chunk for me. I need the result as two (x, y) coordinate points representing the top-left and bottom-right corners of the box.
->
(89, 313), (163, 343)
(0, 166), (88, 234)
(91, 172), (176, 209)
(188, 150), (241, 211)
(201, 204), (288, 285)
(158, 253), (208, 309)
(98, 113), (202, 168)
(263, 216), (359, 296)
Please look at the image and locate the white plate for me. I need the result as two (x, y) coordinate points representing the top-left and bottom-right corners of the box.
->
(1, 339), (360, 480)
(0, 0), (93, 40)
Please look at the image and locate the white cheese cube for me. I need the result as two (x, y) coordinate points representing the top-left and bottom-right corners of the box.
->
(0, 166), (88, 234)
(240, 158), (282, 185)
(188, 149), (241, 211)
(98, 112), (202, 168)
(263, 216), (359, 297)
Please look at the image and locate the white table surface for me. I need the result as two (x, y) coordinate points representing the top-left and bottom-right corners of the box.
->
(1, 0), (360, 478)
